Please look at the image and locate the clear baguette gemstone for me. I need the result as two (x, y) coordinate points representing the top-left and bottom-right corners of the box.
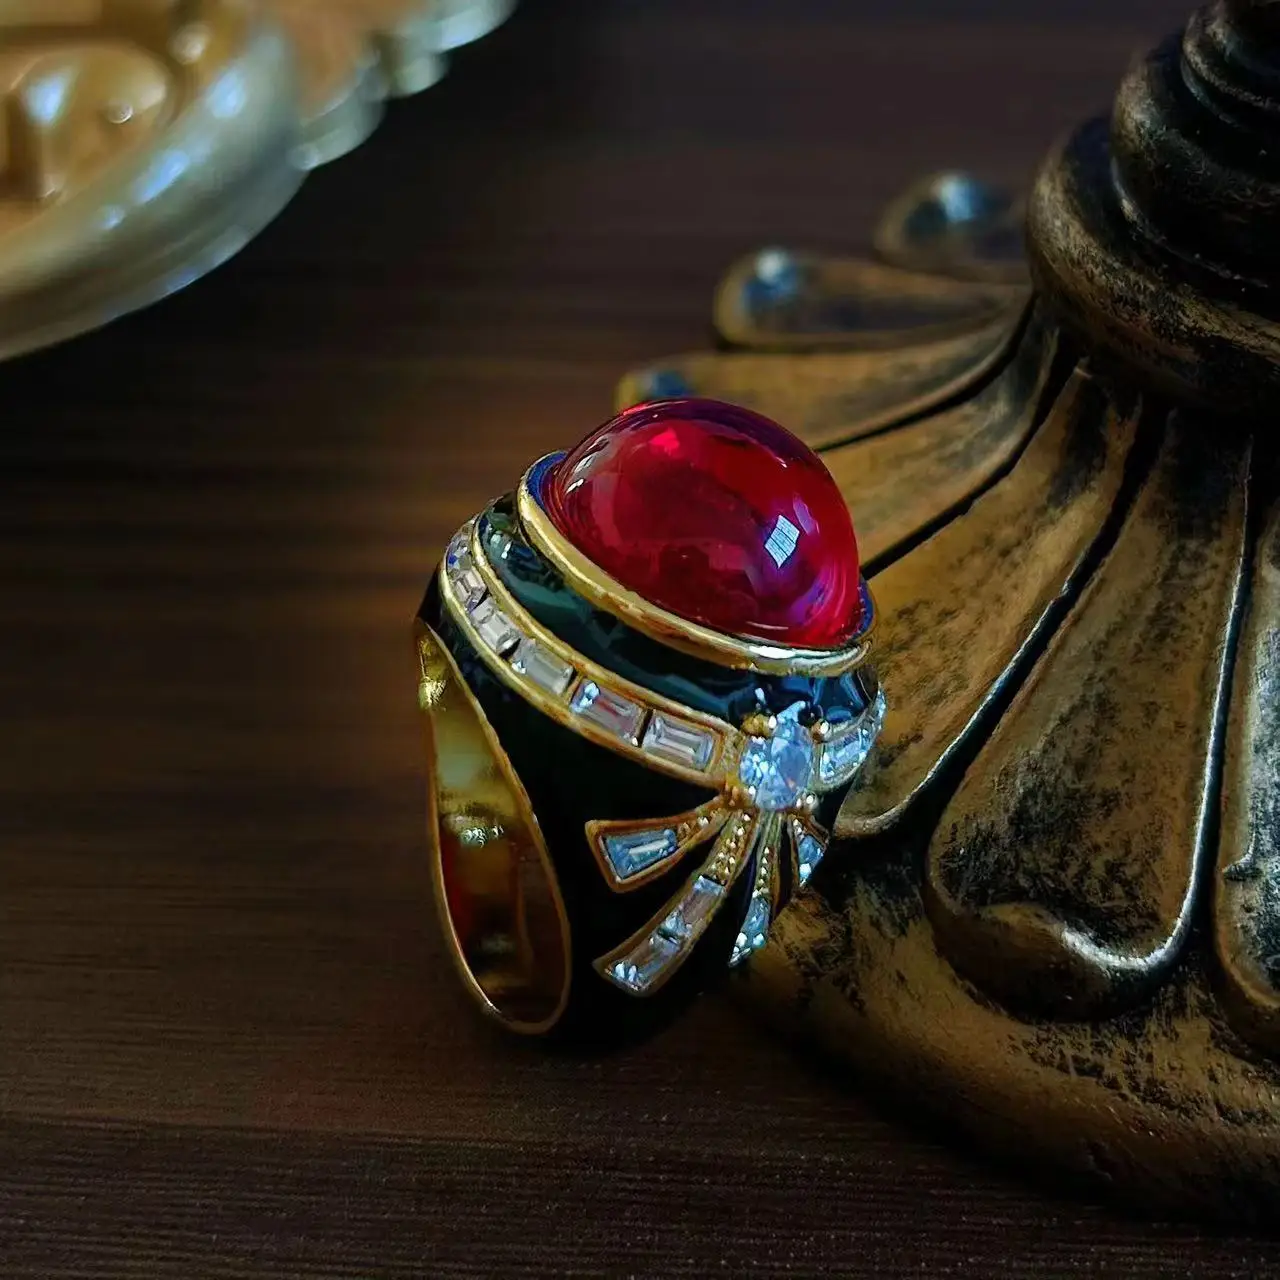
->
(445, 529), (471, 570)
(818, 687), (885, 786)
(730, 895), (771, 967)
(570, 680), (645, 743)
(470, 597), (521, 655)
(510, 638), (574, 697)
(657, 876), (724, 943)
(603, 827), (679, 881)
(796, 832), (825, 885)
(818, 725), (869, 786)
(451, 565), (487, 611)
(606, 932), (680, 993)
(642, 712), (716, 772)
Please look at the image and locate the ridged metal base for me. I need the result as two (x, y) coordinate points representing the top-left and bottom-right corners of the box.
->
(619, 123), (1280, 1221)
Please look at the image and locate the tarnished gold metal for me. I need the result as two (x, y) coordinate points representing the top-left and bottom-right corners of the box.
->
(839, 367), (1141, 834)
(416, 621), (572, 1036)
(0, 0), (513, 359)
(927, 420), (1251, 1016)
(1216, 483), (1280, 1055)
(749, 880), (1280, 1221)
(516, 464), (876, 678)
(822, 305), (1057, 566)
(872, 171), (1027, 286)
(714, 248), (1025, 351)
(616, 0), (1280, 1220)
(616, 312), (1020, 451)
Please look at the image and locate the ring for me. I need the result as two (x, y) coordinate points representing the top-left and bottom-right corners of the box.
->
(414, 397), (883, 1037)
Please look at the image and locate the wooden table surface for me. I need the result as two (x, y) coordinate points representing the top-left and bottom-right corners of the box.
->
(3, 0), (1279, 1274)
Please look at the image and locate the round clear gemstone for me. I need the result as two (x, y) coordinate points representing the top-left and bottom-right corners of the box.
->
(737, 704), (815, 811)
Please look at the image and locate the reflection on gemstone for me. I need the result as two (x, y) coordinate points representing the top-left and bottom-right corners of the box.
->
(730, 894), (771, 967)
(642, 711), (716, 772)
(607, 932), (680, 994)
(796, 832), (825, 884)
(445, 528), (470, 570)
(752, 247), (801, 294)
(763, 513), (801, 568)
(818, 687), (885, 787)
(571, 679), (645, 743)
(470, 596), (521, 655)
(603, 827), (679, 881)
(541, 398), (864, 647)
(738, 702), (815, 810)
(451, 565), (487, 611)
(657, 875), (724, 942)
(510, 637), (574, 697)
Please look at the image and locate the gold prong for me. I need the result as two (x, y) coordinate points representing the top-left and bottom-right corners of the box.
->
(742, 712), (777, 738)
(810, 719), (833, 743)
(723, 781), (756, 808)
(789, 792), (820, 817)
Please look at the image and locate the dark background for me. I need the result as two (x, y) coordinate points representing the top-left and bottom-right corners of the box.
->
(4, 0), (1278, 1274)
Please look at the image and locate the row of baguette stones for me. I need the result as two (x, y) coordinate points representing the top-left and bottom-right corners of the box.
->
(727, 829), (776, 971)
(445, 527), (721, 775)
(606, 814), (754, 993)
(608, 871), (728, 993)
(727, 819), (826, 970)
(448, 526), (885, 791)
(611, 818), (830, 993)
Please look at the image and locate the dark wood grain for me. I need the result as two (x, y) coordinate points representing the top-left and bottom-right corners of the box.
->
(3, 0), (1278, 1273)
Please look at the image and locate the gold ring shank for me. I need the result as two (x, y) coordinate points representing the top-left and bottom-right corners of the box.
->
(416, 620), (571, 1035)
(516, 460), (875, 677)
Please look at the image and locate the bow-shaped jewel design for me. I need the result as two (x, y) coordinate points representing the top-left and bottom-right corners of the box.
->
(590, 695), (885, 994)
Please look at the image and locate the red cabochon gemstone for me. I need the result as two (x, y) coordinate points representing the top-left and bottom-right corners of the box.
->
(542, 398), (862, 649)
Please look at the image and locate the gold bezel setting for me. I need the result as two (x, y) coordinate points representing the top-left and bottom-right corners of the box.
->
(516, 459), (876, 677)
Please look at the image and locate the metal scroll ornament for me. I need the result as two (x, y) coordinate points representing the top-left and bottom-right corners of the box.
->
(616, 2), (1280, 1223)
(0, 0), (513, 360)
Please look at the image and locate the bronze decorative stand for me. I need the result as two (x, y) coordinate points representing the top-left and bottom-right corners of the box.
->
(620, 0), (1280, 1223)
